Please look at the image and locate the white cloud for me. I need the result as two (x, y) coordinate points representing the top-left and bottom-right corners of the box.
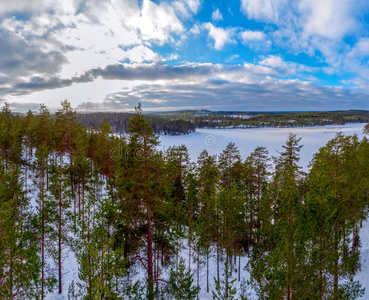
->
(203, 23), (237, 50)
(240, 0), (369, 80)
(240, 30), (266, 42)
(131, 0), (185, 44)
(260, 55), (288, 69)
(347, 38), (369, 59)
(343, 38), (369, 79)
(259, 55), (319, 76)
(299, 0), (359, 40)
(212, 8), (223, 21)
(190, 24), (201, 35)
(184, 0), (201, 14)
(239, 30), (271, 50)
(123, 45), (160, 63)
(240, 0), (288, 22)
(172, 0), (201, 19)
(0, 0), (80, 15)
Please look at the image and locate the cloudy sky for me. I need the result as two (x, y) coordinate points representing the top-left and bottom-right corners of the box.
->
(1, 0), (369, 112)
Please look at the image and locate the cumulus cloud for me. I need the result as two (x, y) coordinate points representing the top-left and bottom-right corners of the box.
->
(240, 0), (369, 77)
(203, 23), (237, 50)
(212, 8), (223, 21)
(240, 0), (288, 22)
(259, 55), (319, 76)
(241, 0), (366, 40)
(173, 0), (202, 18)
(259, 55), (288, 69)
(240, 30), (266, 42)
(133, 0), (185, 44)
(239, 30), (271, 50)
(343, 38), (369, 81)
(299, 0), (360, 40)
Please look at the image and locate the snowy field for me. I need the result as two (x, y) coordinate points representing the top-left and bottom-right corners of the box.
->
(47, 123), (369, 299)
(159, 123), (366, 170)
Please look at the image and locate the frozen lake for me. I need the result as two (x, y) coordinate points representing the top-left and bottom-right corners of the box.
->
(159, 123), (366, 170)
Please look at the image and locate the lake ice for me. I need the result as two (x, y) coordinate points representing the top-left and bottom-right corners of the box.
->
(159, 123), (366, 170)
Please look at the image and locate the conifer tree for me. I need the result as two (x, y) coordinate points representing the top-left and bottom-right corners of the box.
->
(218, 142), (243, 298)
(250, 134), (306, 299)
(114, 103), (171, 299)
(307, 133), (364, 299)
(166, 258), (200, 300)
(0, 162), (41, 299)
(196, 149), (219, 292)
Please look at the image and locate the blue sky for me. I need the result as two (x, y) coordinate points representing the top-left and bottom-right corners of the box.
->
(1, 0), (369, 112)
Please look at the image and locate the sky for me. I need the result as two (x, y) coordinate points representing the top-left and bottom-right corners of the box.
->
(1, 0), (369, 112)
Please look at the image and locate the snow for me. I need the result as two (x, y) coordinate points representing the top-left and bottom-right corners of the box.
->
(159, 123), (366, 170)
(47, 217), (369, 299)
(355, 219), (369, 298)
(46, 249), (80, 299)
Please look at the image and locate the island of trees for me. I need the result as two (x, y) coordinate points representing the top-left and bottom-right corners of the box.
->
(1, 101), (369, 299)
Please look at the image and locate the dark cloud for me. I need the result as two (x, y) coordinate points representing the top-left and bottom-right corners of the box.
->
(80, 79), (369, 112)
(0, 29), (68, 77)
(1, 63), (273, 97)
(92, 63), (214, 80)
(0, 71), (95, 97)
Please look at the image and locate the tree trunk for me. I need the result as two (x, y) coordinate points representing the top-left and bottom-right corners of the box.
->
(217, 241), (220, 283)
(58, 154), (62, 294)
(41, 168), (45, 300)
(206, 249), (209, 293)
(147, 207), (154, 300)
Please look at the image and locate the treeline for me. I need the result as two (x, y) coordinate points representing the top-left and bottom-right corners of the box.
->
(178, 110), (369, 129)
(76, 112), (196, 136)
(1, 101), (369, 299)
(76, 110), (369, 136)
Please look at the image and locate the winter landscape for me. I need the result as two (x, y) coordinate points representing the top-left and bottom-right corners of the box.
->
(2, 0), (369, 299)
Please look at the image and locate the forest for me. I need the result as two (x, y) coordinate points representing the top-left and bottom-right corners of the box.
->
(1, 100), (369, 299)
(76, 110), (369, 136)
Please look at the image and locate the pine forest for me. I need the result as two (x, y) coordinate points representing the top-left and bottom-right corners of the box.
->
(1, 100), (369, 300)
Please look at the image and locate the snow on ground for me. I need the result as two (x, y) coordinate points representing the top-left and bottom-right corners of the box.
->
(46, 249), (80, 300)
(45, 217), (369, 299)
(355, 219), (369, 298)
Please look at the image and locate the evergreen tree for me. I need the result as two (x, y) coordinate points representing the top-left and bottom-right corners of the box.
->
(307, 133), (364, 299)
(217, 142), (244, 298)
(0, 162), (41, 299)
(165, 258), (200, 300)
(196, 149), (219, 292)
(250, 134), (306, 299)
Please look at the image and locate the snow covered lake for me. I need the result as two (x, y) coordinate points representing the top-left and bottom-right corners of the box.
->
(159, 123), (366, 170)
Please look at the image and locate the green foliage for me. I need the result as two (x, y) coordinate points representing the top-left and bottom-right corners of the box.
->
(212, 265), (237, 300)
(166, 259), (200, 300)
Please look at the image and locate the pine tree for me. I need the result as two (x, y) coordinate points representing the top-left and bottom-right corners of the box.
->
(114, 103), (171, 299)
(33, 104), (57, 299)
(250, 134), (306, 299)
(0, 162), (41, 299)
(307, 133), (364, 299)
(196, 149), (219, 293)
(217, 142), (244, 298)
(166, 258), (200, 300)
